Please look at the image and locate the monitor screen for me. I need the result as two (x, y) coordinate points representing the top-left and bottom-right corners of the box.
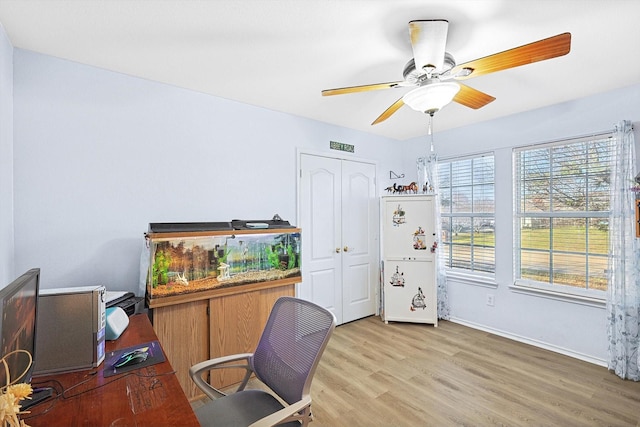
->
(0, 268), (40, 388)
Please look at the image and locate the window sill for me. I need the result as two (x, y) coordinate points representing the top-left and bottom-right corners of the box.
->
(445, 270), (497, 289)
(510, 281), (606, 308)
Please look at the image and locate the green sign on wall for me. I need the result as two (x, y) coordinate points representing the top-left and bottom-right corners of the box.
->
(330, 141), (354, 153)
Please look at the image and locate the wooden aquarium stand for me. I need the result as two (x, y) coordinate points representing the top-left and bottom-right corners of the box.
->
(149, 280), (296, 400)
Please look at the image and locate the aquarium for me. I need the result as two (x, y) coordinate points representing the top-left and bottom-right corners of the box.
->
(145, 222), (301, 303)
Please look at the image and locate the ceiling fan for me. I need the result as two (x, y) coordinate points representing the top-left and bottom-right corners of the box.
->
(322, 20), (571, 125)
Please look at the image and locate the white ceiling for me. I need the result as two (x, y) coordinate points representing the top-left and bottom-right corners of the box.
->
(0, 0), (639, 141)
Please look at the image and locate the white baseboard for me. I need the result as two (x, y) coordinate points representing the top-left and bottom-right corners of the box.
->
(448, 316), (607, 367)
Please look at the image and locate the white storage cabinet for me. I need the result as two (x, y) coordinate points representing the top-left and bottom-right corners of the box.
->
(381, 195), (437, 325)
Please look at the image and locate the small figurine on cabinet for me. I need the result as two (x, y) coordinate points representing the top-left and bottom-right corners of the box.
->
(395, 182), (418, 194)
(405, 182), (419, 193)
(391, 182), (419, 194)
(422, 181), (434, 194)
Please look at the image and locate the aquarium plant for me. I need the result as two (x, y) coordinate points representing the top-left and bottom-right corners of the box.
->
(266, 245), (280, 270)
(287, 244), (296, 269)
(153, 250), (171, 288)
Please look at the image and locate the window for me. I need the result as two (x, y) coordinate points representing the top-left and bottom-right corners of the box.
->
(438, 154), (495, 274)
(514, 134), (614, 296)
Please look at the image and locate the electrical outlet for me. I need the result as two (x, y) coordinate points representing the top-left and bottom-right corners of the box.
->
(486, 294), (495, 307)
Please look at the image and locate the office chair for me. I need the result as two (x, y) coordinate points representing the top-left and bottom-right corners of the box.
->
(190, 296), (336, 427)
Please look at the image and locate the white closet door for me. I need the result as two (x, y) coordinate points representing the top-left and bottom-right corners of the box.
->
(341, 160), (377, 323)
(299, 154), (378, 325)
(300, 154), (343, 323)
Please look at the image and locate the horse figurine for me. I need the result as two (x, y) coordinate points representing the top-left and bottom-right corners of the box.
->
(405, 182), (418, 193)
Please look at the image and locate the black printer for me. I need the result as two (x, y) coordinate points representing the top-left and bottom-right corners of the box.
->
(106, 292), (143, 316)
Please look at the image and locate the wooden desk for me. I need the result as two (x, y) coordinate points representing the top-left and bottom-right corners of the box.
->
(26, 314), (200, 427)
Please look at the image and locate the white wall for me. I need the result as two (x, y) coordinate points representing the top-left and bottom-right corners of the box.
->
(0, 23), (13, 285)
(11, 45), (640, 364)
(401, 84), (640, 364)
(12, 49), (401, 295)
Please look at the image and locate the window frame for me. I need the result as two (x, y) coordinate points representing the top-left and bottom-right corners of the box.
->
(512, 133), (614, 300)
(438, 152), (496, 278)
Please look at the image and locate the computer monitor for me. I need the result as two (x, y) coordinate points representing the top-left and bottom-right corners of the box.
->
(0, 268), (50, 408)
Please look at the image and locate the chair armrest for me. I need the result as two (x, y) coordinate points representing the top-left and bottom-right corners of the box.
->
(189, 353), (254, 399)
(248, 396), (312, 427)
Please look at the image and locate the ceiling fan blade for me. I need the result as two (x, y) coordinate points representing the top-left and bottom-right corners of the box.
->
(452, 32), (571, 79)
(409, 20), (449, 73)
(322, 81), (405, 96)
(453, 83), (496, 109)
(372, 98), (405, 125)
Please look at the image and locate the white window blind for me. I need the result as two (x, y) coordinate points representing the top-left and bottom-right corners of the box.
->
(513, 133), (614, 295)
(438, 154), (495, 274)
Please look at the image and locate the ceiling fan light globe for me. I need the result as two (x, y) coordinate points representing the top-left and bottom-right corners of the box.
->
(402, 82), (460, 113)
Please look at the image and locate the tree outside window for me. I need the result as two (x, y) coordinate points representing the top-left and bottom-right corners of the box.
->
(514, 135), (613, 295)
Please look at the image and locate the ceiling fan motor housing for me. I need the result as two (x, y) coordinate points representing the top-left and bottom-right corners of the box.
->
(403, 52), (456, 85)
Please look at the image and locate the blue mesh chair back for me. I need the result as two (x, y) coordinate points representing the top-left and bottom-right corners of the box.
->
(251, 297), (335, 405)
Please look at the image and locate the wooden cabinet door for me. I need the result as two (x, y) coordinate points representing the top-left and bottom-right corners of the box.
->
(208, 285), (294, 389)
(152, 300), (209, 399)
(152, 284), (295, 398)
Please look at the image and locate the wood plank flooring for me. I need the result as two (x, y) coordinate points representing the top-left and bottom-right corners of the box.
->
(194, 316), (640, 426)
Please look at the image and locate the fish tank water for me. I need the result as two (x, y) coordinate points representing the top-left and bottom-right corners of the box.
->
(145, 222), (301, 303)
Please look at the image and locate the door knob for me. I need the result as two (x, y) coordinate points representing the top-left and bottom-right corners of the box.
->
(343, 246), (349, 252)
(335, 248), (341, 253)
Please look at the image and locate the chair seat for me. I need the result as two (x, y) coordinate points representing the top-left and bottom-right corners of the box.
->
(195, 389), (301, 427)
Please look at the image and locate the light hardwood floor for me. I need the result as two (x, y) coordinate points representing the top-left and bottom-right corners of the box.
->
(194, 316), (640, 426)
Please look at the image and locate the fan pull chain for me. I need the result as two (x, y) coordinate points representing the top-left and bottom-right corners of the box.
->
(428, 113), (435, 152)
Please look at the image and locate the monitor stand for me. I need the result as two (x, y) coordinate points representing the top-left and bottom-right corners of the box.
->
(21, 387), (53, 410)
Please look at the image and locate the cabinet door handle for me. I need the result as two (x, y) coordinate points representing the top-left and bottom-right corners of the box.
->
(343, 246), (349, 252)
(335, 247), (341, 253)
